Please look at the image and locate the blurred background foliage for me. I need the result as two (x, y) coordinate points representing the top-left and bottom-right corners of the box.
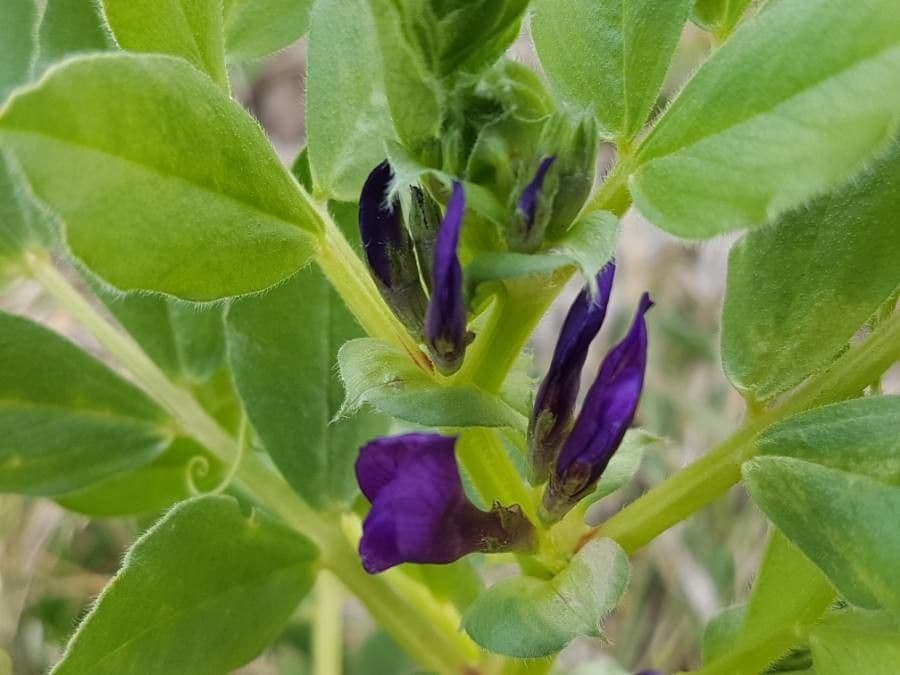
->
(2, 8), (894, 675)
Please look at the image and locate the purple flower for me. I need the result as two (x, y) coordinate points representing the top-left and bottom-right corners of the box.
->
(356, 433), (536, 573)
(359, 161), (428, 337)
(527, 264), (616, 484)
(511, 156), (556, 251)
(425, 182), (469, 375)
(542, 293), (653, 522)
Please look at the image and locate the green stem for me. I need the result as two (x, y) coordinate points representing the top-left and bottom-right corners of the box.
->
(461, 277), (566, 394)
(457, 428), (540, 525)
(316, 212), (432, 372)
(591, 309), (900, 554)
(27, 254), (478, 675)
(313, 572), (343, 675)
(584, 154), (635, 217)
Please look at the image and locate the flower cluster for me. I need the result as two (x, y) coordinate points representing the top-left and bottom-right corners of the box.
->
(532, 265), (652, 522)
(354, 159), (651, 572)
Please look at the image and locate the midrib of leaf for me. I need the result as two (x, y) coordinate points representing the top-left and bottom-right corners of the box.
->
(638, 30), (900, 163)
(0, 124), (317, 238)
(62, 564), (311, 673)
(171, 0), (223, 82)
(0, 398), (168, 427)
(619, 0), (630, 137)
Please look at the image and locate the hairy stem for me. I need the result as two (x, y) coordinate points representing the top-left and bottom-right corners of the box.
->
(591, 310), (900, 553)
(316, 212), (432, 372)
(27, 254), (478, 675)
(313, 572), (343, 675)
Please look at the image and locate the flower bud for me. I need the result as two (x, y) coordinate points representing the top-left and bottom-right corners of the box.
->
(359, 161), (429, 338)
(542, 294), (653, 522)
(509, 155), (556, 252)
(528, 264), (616, 484)
(425, 182), (470, 375)
(541, 110), (599, 240)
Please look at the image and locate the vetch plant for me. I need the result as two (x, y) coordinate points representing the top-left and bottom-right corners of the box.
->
(0, 0), (898, 673)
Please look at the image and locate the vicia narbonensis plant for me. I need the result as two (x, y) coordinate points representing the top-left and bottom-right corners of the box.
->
(0, 0), (898, 673)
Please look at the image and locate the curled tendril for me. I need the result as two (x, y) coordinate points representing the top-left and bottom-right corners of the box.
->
(185, 415), (249, 497)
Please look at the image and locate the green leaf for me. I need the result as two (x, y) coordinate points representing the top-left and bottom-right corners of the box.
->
(809, 608), (900, 675)
(0, 310), (172, 496)
(702, 604), (747, 664)
(0, 0), (38, 101)
(368, 0), (443, 148)
(692, 0), (753, 38)
(465, 212), (620, 294)
(102, 0), (228, 88)
(35, 0), (111, 73)
(532, 0), (692, 140)
(758, 396), (900, 486)
(0, 53), (320, 300)
(227, 271), (387, 510)
(338, 338), (527, 430)
(744, 456), (900, 614)
(306, 0), (395, 201)
(52, 496), (319, 675)
(700, 530), (833, 672)
(91, 281), (226, 383)
(224, 0), (313, 60)
(631, 0), (900, 238)
(56, 437), (223, 516)
(462, 538), (629, 657)
(721, 145), (900, 401)
(0, 151), (55, 266)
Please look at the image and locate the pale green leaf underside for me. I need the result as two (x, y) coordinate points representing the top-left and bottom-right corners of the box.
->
(721, 144), (900, 400)
(0, 311), (171, 495)
(102, 0), (228, 88)
(532, 0), (692, 139)
(0, 54), (320, 300)
(224, 0), (313, 60)
(632, 0), (900, 238)
(338, 338), (527, 430)
(52, 496), (319, 675)
(462, 539), (630, 657)
(227, 271), (387, 510)
(306, 0), (395, 201)
(744, 456), (900, 614)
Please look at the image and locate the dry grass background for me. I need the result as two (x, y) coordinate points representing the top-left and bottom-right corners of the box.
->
(7, 21), (891, 675)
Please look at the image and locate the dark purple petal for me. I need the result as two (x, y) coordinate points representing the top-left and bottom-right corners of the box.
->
(543, 293), (653, 521)
(527, 263), (616, 484)
(356, 433), (535, 573)
(425, 182), (468, 375)
(359, 161), (403, 287)
(358, 162), (428, 336)
(517, 156), (556, 234)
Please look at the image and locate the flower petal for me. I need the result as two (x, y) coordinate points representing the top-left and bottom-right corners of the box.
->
(356, 433), (535, 573)
(358, 161), (428, 336)
(425, 182), (468, 374)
